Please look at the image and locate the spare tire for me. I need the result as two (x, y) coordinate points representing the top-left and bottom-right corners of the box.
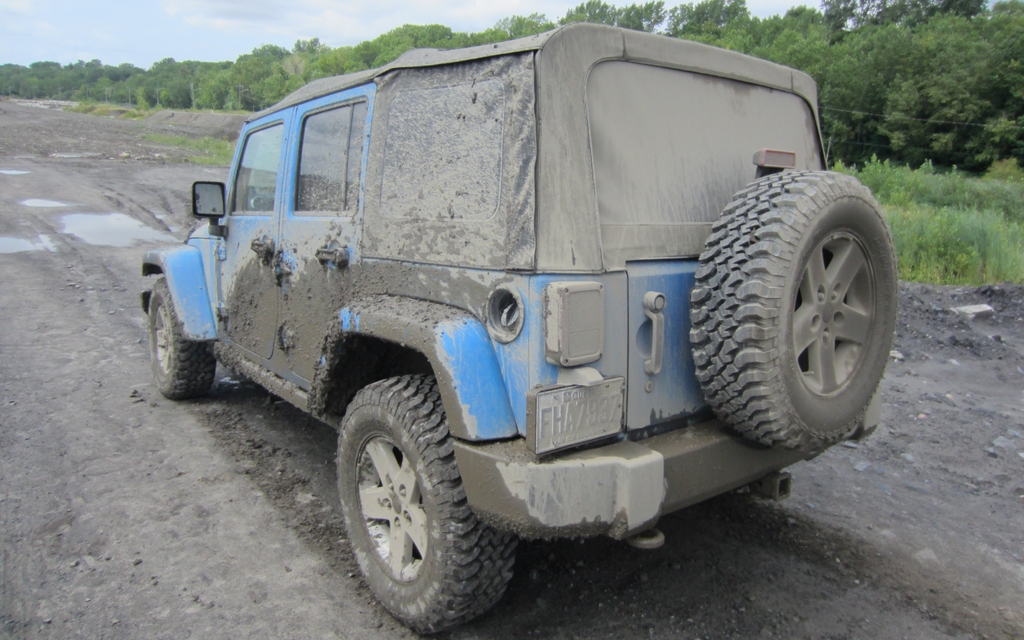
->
(689, 171), (897, 452)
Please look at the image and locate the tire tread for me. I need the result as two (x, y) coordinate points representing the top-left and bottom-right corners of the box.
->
(149, 278), (216, 400)
(341, 374), (517, 634)
(689, 171), (889, 451)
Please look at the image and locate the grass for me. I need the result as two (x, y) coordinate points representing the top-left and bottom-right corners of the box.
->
(70, 102), (249, 120)
(836, 156), (1024, 285)
(69, 102), (150, 118)
(886, 204), (1024, 285)
(142, 133), (235, 165)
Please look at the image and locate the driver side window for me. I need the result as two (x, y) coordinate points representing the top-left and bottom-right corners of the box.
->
(231, 124), (283, 214)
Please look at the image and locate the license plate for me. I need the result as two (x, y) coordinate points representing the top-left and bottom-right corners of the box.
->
(527, 378), (624, 454)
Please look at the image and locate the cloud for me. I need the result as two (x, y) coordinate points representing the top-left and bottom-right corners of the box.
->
(162, 0), (285, 26)
(0, 0), (36, 12)
(160, 0), (575, 44)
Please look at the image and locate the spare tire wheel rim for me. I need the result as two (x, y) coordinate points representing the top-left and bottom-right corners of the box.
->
(356, 435), (428, 582)
(793, 231), (875, 396)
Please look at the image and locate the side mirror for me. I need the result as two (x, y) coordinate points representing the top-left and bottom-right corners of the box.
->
(192, 181), (226, 218)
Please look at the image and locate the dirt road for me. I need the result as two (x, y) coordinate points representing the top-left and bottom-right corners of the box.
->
(1, 100), (1022, 639)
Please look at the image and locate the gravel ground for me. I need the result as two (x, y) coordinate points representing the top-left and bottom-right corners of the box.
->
(1, 99), (1022, 639)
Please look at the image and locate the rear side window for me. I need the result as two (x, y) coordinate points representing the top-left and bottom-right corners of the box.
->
(231, 124), (283, 214)
(379, 79), (504, 221)
(296, 101), (367, 215)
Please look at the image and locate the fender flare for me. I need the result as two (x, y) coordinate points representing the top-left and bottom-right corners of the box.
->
(141, 245), (218, 341)
(321, 295), (519, 441)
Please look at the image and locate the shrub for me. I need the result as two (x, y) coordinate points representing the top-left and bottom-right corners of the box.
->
(984, 158), (1024, 184)
(834, 157), (1024, 284)
(886, 204), (1024, 284)
(854, 157), (1024, 224)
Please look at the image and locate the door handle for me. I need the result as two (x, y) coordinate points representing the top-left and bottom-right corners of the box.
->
(643, 291), (666, 376)
(273, 249), (291, 286)
(316, 244), (349, 268)
(249, 236), (275, 265)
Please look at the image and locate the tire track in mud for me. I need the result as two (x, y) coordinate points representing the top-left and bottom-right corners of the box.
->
(191, 389), (352, 563)
(188, 380), (1003, 639)
(187, 382), (420, 640)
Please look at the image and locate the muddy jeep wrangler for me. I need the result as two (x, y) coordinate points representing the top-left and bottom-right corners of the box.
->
(141, 23), (897, 633)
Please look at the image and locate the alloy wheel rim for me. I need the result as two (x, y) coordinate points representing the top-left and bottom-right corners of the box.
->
(154, 303), (173, 373)
(356, 435), (428, 582)
(792, 232), (875, 396)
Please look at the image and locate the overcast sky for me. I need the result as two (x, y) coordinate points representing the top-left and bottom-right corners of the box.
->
(1, 0), (813, 68)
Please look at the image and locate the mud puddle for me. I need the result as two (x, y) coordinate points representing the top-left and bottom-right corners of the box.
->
(19, 198), (69, 208)
(0, 234), (57, 253)
(0, 169), (30, 175)
(60, 213), (175, 247)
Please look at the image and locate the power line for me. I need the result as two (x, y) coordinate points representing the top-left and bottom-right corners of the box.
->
(821, 106), (1024, 131)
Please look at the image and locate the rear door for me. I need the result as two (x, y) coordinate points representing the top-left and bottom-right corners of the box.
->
(585, 61), (825, 431)
(220, 117), (290, 360)
(624, 261), (705, 430)
(274, 85), (373, 385)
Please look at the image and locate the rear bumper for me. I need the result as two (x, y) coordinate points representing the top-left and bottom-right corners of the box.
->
(453, 419), (808, 540)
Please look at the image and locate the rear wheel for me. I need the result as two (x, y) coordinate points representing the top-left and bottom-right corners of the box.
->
(148, 278), (216, 400)
(689, 171), (897, 452)
(337, 375), (517, 634)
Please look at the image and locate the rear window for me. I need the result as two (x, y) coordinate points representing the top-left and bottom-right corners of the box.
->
(587, 61), (823, 228)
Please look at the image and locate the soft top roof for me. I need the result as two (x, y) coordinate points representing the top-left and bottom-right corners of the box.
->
(248, 23), (819, 123)
(247, 31), (553, 122)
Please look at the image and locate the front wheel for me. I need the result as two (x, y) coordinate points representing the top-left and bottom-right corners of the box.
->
(337, 375), (517, 634)
(148, 277), (216, 399)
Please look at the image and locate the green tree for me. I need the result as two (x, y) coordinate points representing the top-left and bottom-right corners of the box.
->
(561, 1), (667, 31)
(562, 1), (622, 26)
(494, 13), (556, 38)
(823, 0), (986, 31)
(617, 2), (668, 31)
(667, 0), (750, 38)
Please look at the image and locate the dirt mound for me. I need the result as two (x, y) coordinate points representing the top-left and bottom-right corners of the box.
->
(145, 110), (248, 140)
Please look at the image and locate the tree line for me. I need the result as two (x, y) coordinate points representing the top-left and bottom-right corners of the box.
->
(1, 0), (1022, 171)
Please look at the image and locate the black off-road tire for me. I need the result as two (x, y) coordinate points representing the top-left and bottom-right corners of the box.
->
(147, 278), (216, 400)
(337, 375), (517, 634)
(689, 171), (897, 452)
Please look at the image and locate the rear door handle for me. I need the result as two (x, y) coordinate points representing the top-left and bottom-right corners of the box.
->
(316, 244), (349, 268)
(643, 292), (666, 375)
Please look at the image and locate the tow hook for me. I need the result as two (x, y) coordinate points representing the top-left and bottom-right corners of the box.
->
(748, 471), (792, 501)
(625, 527), (665, 550)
